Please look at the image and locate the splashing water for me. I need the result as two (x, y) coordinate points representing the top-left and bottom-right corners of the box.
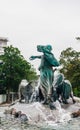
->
(6, 101), (71, 126)
(45, 101), (71, 126)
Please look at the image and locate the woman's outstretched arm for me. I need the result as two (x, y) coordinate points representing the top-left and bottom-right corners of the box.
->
(29, 55), (41, 60)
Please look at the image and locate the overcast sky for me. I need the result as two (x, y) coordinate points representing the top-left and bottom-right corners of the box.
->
(0, 0), (80, 73)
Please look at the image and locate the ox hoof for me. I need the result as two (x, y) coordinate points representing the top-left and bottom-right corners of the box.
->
(73, 99), (76, 104)
(63, 100), (69, 104)
(49, 103), (56, 110)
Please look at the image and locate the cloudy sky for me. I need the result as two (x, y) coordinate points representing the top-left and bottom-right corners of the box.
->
(0, 0), (80, 73)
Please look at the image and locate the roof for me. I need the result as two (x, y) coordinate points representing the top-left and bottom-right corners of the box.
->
(0, 37), (8, 42)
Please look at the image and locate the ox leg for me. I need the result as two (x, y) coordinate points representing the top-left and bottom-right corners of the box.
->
(25, 96), (29, 103)
(62, 99), (68, 104)
(61, 93), (69, 104)
(70, 92), (76, 104)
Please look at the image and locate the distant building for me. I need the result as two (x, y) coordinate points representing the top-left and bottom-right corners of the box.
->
(0, 37), (8, 55)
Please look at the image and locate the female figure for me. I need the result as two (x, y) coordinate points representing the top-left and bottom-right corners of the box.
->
(30, 45), (60, 104)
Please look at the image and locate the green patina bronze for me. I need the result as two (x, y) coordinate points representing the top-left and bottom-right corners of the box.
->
(30, 45), (60, 104)
(53, 72), (75, 104)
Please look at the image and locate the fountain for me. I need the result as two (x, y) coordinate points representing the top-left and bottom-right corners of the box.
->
(0, 45), (80, 130)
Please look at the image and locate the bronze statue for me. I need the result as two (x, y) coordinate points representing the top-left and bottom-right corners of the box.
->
(53, 71), (76, 104)
(30, 45), (60, 104)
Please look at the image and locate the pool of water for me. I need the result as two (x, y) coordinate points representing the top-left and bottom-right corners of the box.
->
(41, 117), (80, 130)
(0, 116), (80, 130)
(0, 100), (80, 130)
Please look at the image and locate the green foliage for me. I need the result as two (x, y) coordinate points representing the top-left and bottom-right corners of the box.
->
(73, 87), (80, 97)
(59, 47), (80, 97)
(0, 45), (38, 101)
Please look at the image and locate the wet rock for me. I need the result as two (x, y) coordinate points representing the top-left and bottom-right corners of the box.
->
(4, 108), (16, 115)
(14, 111), (22, 118)
(71, 109), (80, 118)
(0, 99), (80, 129)
(20, 114), (28, 123)
(13, 110), (28, 123)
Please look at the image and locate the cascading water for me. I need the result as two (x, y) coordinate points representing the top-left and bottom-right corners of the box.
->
(0, 71), (80, 129)
(0, 99), (80, 130)
(16, 70), (73, 126)
(7, 101), (71, 126)
(44, 100), (71, 126)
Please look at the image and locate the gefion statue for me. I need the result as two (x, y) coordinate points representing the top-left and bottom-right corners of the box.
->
(30, 45), (60, 105)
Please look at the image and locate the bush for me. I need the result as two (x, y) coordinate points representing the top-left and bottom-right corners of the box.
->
(0, 89), (6, 94)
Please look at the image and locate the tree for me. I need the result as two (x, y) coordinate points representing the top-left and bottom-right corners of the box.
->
(0, 45), (38, 102)
(59, 47), (80, 97)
